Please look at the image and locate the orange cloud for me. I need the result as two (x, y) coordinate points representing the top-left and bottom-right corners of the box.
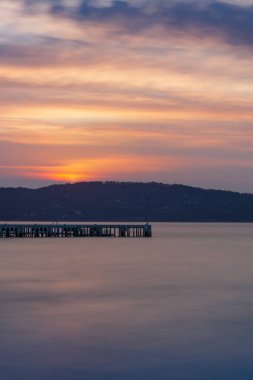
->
(1, 0), (253, 190)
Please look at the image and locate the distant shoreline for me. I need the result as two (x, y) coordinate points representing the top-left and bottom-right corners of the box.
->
(1, 181), (253, 222)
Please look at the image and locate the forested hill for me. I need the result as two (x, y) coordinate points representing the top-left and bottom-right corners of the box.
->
(0, 181), (253, 222)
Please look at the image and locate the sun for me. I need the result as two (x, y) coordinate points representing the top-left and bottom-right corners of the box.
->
(51, 163), (94, 183)
(23, 162), (94, 184)
(53, 172), (87, 183)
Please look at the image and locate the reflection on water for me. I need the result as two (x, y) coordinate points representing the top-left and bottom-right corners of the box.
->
(1, 223), (253, 379)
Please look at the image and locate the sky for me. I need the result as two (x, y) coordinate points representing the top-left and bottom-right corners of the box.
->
(1, 0), (253, 191)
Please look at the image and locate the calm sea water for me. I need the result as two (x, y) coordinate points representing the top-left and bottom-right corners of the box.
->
(1, 223), (253, 380)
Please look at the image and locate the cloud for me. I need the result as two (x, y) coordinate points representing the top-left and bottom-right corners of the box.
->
(1, 0), (253, 190)
(20, 0), (253, 48)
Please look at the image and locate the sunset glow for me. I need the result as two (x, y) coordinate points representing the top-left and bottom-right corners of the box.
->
(1, 0), (253, 190)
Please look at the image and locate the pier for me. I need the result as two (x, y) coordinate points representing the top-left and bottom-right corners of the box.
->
(0, 223), (152, 238)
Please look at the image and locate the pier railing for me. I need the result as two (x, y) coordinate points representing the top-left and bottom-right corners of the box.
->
(0, 224), (152, 238)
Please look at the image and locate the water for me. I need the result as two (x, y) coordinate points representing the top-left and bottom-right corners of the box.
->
(1, 223), (253, 380)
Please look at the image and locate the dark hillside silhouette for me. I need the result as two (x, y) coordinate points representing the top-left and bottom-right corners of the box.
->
(0, 181), (253, 221)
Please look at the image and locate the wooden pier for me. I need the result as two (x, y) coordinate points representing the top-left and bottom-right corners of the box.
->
(0, 223), (152, 238)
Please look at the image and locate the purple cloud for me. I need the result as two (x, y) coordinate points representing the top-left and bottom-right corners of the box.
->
(20, 0), (253, 47)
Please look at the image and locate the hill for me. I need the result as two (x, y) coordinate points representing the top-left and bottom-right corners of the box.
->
(0, 181), (253, 222)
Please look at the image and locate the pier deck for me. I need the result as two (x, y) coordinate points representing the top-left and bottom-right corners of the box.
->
(0, 223), (152, 238)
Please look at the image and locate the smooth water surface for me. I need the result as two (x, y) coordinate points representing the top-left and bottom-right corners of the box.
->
(1, 223), (253, 380)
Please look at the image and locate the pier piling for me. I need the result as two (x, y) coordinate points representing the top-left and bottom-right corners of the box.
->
(0, 223), (152, 238)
